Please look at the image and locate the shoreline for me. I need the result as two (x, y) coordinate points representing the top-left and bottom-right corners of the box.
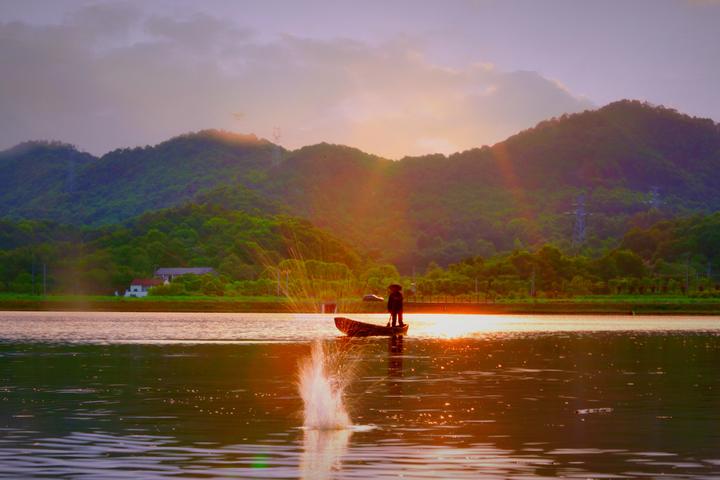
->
(1, 297), (719, 315)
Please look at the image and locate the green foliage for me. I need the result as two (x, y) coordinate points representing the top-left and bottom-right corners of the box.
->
(410, 222), (715, 299)
(3, 101), (720, 271)
(149, 282), (186, 296)
(2, 209), (718, 300)
(0, 205), (364, 295)
(621, 213), (720, 267)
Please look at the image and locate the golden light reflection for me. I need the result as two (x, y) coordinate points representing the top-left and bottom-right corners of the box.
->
(338, 313), (533, 339)
(398, 313), (714, 338)
(413, 314), (520, 338)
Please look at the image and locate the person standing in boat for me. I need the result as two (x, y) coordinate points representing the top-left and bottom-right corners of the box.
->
(387, 284), (404, 328)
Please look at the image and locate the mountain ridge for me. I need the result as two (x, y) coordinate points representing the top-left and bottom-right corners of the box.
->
(2, 100), (719, 268)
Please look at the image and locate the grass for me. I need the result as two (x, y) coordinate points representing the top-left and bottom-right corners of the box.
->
(0, 293), (287, 302)
(491, 294), (720, 305)
(565, 294), (720, 304)
(0, 292), (718, 314)
(2, 292), (719, 305)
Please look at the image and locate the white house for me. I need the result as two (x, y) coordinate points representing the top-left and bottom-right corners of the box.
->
(124, 278), (164, 298)
(154, 267), (216, 283)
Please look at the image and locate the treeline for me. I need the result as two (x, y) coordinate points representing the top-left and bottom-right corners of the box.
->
(412, 213), (720, 300)
(2, 206), (719, 300)
(0, 204), (371, 295)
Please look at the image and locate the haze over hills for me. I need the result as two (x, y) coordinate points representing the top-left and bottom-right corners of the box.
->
(2, 100), (719, 269)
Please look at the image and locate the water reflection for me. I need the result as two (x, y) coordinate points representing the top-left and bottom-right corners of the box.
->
(301, 428), (352, 480)
(1, 315), (720, 478)
(388, 335), (404, 398)
(2, 311), (720, 343)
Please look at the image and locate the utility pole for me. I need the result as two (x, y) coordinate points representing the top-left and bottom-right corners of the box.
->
(530, 267), (536, 298)
(685, 254), (690, 295)
(43, 263), (47, 296)
(412, 267), (417, 302)
(31, 254), (35, 296)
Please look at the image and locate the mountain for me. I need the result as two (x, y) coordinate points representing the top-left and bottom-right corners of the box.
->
(0, 141), (96, 219)
(0, 131), (282, 224)
(259, 101), (720, 268)
(497, 100), (720, 196)
(2, 100), (719, 270)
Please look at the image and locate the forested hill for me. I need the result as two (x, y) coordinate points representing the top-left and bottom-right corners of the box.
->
(0, 141), (96, 219)
(0, 131), (282, 224)
(2, 100), (719, 269)
(498, 100), (720, 195)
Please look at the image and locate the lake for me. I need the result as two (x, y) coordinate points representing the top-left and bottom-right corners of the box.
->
(1, 312), (719, 478)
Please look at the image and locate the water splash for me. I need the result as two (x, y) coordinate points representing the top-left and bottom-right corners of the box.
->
(300, 429), (352, 480)
(298, 341), (351, 430)
(272, 255), (356, 314)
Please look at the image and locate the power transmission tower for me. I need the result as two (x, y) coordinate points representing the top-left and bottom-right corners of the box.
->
(565, 194), (590, 248)
(646, 186), (662, 210)
(271, 127), (282, 167)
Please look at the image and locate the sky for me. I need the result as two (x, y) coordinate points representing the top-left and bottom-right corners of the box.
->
(1, 0), (719, 158)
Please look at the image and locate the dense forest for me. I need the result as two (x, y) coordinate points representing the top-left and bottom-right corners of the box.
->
(413, 212), (720, 300)
(1, 100), (720, 298)
(1, 206), (718, 299)
(0, 205), (365, 296)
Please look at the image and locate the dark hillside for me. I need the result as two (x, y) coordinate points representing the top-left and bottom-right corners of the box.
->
(268, 101), (720, 268)
(72, 130), (281, 224)
(2, 101), (719, 269)
(499, 100), (720, 198)
(0, 141), (96, 221)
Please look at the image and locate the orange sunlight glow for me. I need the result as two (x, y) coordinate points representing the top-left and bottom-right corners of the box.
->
(412, 314), (526, 338)
(403, 313), (720, 339)
(490, 143), (541, 241)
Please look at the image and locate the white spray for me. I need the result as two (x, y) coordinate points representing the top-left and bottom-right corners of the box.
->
(298, 341), (351, 430)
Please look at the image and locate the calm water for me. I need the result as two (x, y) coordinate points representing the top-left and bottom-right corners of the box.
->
(1, 312), (720, 479)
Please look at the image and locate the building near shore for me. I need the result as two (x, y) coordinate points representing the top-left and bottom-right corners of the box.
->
(124, 278), (164, 298)
(154, 267), (216, 283)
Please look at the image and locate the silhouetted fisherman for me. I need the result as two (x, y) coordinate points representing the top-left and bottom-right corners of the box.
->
(386, 284), (404, 328)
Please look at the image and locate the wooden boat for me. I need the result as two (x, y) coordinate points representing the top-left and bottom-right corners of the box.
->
(334, 317), (409, 337)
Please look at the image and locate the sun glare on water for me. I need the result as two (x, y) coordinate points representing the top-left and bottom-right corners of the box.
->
(408, 313), (720, 338)
(413, 314), (527, 338)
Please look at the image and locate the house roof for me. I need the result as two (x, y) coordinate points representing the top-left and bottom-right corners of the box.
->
(130, 278), (164, 287)
(154, 267), (216, 276)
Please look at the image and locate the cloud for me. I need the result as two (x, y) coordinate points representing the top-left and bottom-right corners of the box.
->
(0, 4), (593, 158)
(687, 0), (720, 5)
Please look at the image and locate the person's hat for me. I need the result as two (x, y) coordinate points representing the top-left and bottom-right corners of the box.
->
(388, 284), (402, 291)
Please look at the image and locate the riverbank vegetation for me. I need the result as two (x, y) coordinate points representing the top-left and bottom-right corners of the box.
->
(3, 101), (720, 305)
(1, 207), (719, 304)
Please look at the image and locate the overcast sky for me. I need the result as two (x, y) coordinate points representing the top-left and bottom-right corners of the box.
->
(1, 0), (719, 158)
